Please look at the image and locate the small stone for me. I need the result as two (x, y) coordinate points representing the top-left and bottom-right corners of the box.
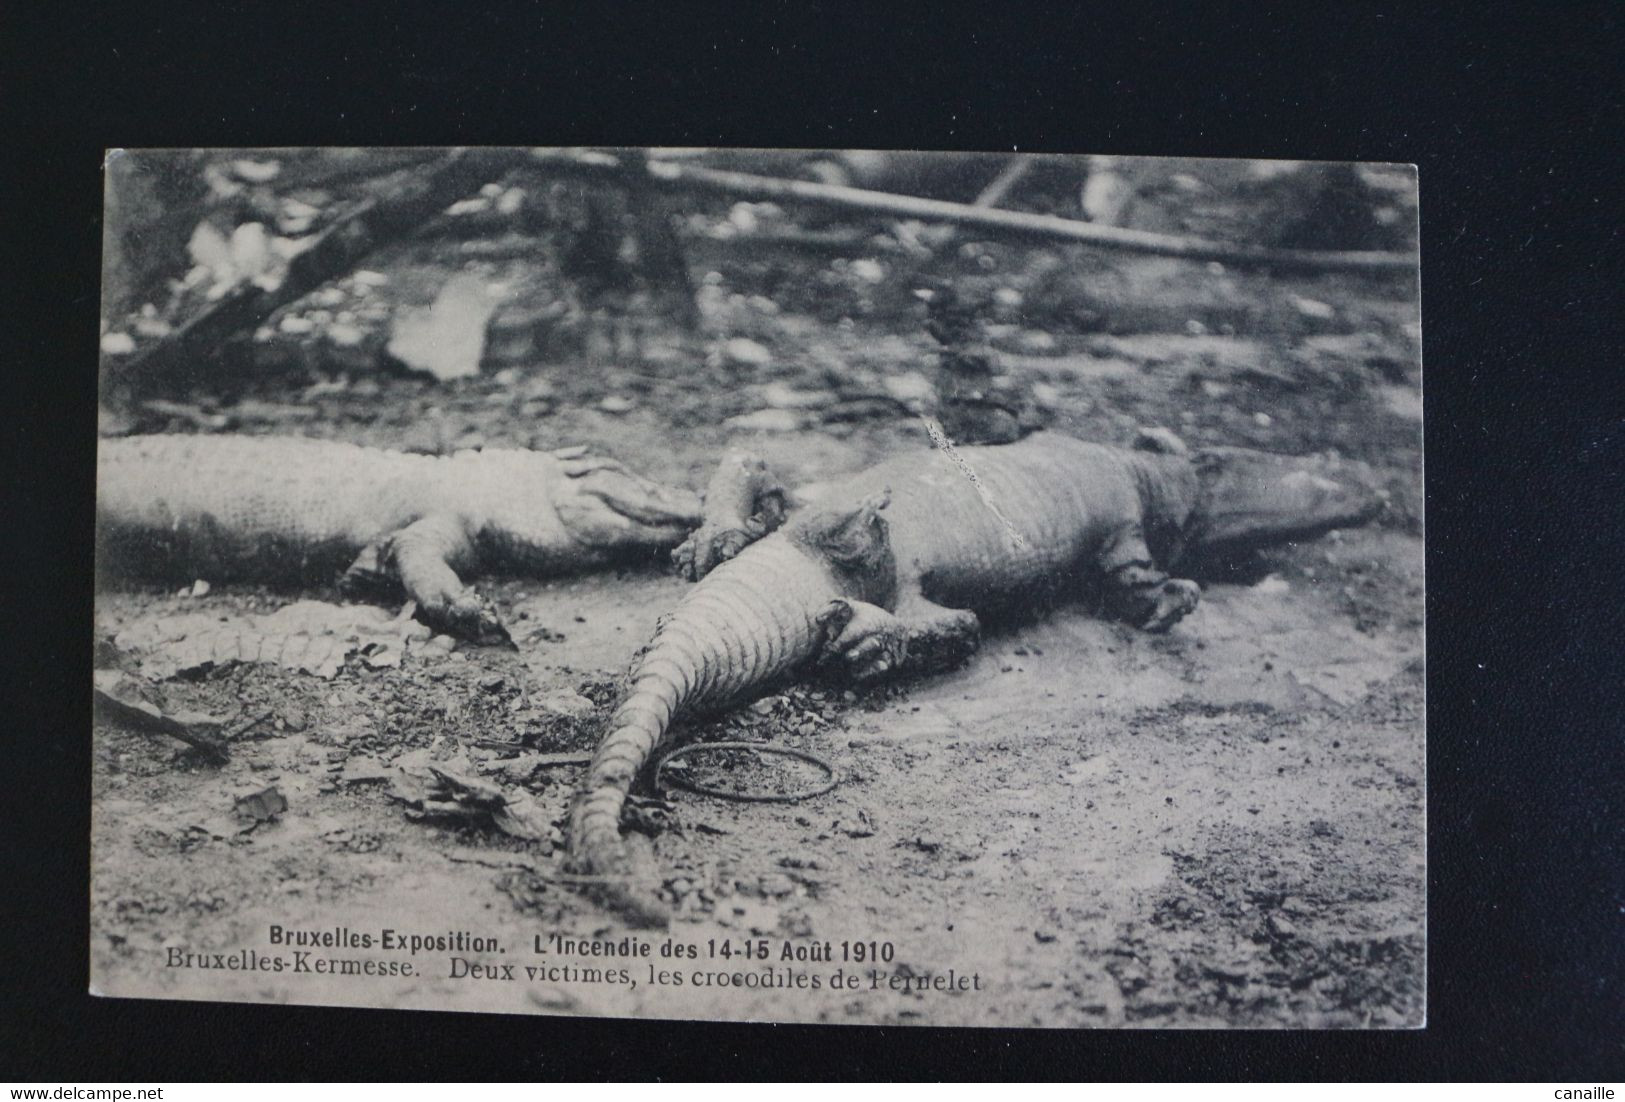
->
(279, 314), (315, 335)
(728, 204), (759, 233)
(722, 337), (772, 369)
(188, 579), (211, 597)
(478, 674), (506, 693)
(233, 785), (288, 823)
(133, 316), (172, 339)
(1290, 295), (1336, 320)
(599, 395), (635, 414)
(537, 689), (596, 721)
(327, 322), (365, 347)
(232, 158), (281, 183)
(751, 695), (786, 716)
(1253, 412), (1273, 427)
(882, 371), (934, 404)
(1268, 914), (1298, 940)
(849, 258), (885, 284)
(100, 332), (136, 355)
(352, 269), (389, 287)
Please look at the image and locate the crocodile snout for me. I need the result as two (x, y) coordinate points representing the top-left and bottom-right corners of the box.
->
(1190, 447), (1385, 554)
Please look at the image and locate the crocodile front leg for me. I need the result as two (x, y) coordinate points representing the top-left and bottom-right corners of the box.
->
(818, 594), (981, 682)
(375, 513), (512, 646)
(673, 451), (788, 581)
(1099, 522), (1201, 633)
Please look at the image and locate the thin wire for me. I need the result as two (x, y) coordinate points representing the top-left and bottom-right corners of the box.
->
(655, 740), (839, 803)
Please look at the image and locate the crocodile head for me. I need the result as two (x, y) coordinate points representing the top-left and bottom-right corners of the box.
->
(549, 451), (705, 551)
(793, 489), (897, 607)
(1184, 446), (1386, 557)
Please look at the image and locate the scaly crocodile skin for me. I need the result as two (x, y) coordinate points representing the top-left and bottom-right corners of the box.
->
(97, 433), (704, 594)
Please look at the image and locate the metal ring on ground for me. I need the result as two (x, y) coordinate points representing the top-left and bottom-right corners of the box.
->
(655, 741), (839, 803)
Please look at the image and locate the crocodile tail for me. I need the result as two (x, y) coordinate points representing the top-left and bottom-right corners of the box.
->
(567, 537), (834, 926)
(568, 656), (691, 927)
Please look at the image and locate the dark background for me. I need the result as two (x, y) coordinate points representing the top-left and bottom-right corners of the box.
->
(5, 2), (1619, 1081)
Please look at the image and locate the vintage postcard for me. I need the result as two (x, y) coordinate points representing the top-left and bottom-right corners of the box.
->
(93, 148), (1423, 1027)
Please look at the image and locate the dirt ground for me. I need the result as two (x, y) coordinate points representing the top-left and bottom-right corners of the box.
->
(92, 225), (1424, 1028)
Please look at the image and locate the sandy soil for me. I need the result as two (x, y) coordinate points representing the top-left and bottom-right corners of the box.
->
(92, 234), (1424, 1028)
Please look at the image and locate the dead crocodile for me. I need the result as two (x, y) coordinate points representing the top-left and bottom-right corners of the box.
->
(568, 428), (1383, 925)
(97, 434), (710, 643)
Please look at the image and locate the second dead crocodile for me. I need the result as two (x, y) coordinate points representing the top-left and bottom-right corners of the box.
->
(97, 434), (712, 643)
(569, 428), (1384, 925)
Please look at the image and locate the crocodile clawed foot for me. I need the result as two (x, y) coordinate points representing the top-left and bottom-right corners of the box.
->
(817, 598), (909, 683)
(906, 609), (982, 673)
(673, 523), (755, 581)
(422, 591), (514, 648)
(844, 636), (908, 682)
(1139, 579), (1201, 633)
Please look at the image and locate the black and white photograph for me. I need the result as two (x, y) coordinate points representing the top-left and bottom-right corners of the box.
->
(91, 147), (1424, 1029)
